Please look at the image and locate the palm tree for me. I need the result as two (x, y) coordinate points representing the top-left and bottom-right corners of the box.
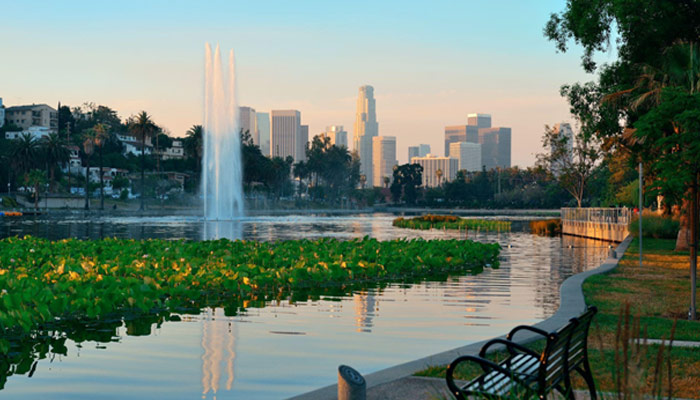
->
(359, 174), (367, 190)
(82, 128), (99, 210)
(383, 176), (390, 189)
(185, 124), (203, 174)
(41, 133), (70, 192)
(93, 123), (110, 210)
(435, 168), (444, 187)
(11, 133), (39, 178)
(24, 169), (46, 210)
(129, 111), (156, 211)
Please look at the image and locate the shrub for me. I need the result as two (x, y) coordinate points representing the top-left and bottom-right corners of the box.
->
(530, 219), (562, 236)
(628, 213), (679, 239)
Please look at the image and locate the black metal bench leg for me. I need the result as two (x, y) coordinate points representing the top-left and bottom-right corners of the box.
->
(556, 381), (575, 400)
(576, 360), (597, 400)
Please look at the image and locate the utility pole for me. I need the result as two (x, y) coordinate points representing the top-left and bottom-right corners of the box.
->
(639, 162), (643, 268)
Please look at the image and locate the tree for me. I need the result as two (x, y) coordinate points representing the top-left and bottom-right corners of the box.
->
(390, 163), (423, 205)
(24, 169), (46, 210)
(41, 133), (70, 192)
(82, 128), (99, 210)
(128, 111), (156, 211)
(93, 123), (110, 210)
(184, 125), (203, 173)
(10, 133), (39, 178)
(435, 169), (443, 187)
(539, 124), (601, 208)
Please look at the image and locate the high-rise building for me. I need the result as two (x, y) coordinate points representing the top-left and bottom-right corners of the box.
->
(408, 144), (431, 162)
(239, 106), (257, 144)
(322, 125), (348, 148)
(411, 154), (459, 188)
(271, 110), (300, 161)
(467, 113), (492, 129)
(479, 127), (511, 169)
(297, 125), (309, 162)
(256, 112), (270, 156)
(372, 136), (397, 187)
(444, 125), (479, 155)
(353, 85), (379, 185)
(449, 142), (482, 172)
(0, 98), (5, 128)
(551, 123), (574, 175)
(5, 103), (58, 133)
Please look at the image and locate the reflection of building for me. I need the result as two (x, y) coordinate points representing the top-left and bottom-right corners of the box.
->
(353, 291), (377, 332)
(201, 308), (236, 398)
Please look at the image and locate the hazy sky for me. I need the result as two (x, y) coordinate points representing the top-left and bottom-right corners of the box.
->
(1, 0), (615, 166)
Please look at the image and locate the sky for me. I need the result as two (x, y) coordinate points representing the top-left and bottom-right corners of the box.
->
(0, 0), (617, 166)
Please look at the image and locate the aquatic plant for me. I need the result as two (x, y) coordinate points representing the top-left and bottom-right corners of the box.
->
(529, 218), (562, 236)
(0, 236), (500, 353)
(392, 215), (511, 232)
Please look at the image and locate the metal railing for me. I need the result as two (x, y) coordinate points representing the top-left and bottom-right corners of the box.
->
(561, 207), (632, 226)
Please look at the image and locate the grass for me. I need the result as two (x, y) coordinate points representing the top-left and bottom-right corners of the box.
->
(416, 237), (700, 398)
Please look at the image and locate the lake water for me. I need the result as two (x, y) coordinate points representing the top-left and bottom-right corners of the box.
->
(0, 213), (610, 399)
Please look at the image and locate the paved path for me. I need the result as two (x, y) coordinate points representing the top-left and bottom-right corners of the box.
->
(289, 236), (633, 400)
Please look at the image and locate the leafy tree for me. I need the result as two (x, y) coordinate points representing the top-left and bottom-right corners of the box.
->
(93, 123), (110, 210)
(539, 124), (601, 208)
(184, 125), (203, 175)
(390, 163), (423, 205)
(82, 128), (99, 210)
(128, 111), (157, 210)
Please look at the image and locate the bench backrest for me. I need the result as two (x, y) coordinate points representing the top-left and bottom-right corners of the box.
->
(541, 319), (578, 389)
(567, 306), (597, 369)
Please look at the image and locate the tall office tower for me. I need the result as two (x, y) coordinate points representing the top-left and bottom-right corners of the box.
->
(478, 127), (511, 169)
(467, 113), (492, 129)
(297, 125), (309, 162)
(271, 110), (301, 160)
(353, 85), (379, 185)
(239, 106), (257, 144)
(372, 136), (397, 187)
(449, 142), (482, 172)
(323, 125), (348, 148)
(408, 144), (431, 162)
(444, 125), (479, 155)
(0, 98), (5, 128)
(256, 112), (270, 156)
(411, 154), (459, 188)
(551, 123), (574, 175)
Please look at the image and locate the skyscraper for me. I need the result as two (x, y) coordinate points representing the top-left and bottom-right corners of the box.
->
(271, 110), (300, 161)
(449, 142), (482, 172)
(467, 113), (492, 129)
(444, 125), (479, 156)
(239, 106), (256, 144)
(408, 144), (430, 162)
(411, 154), (459, 188)
(256, 112), (270, 156)
(297, 125), (309, 162)
(322, 125), (348, 148)
(372, 136), (397, 187)
(353, 85), (379, 185)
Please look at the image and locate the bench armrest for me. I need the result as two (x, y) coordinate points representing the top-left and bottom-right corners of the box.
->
(506, 325), (550, 341)
(446, 355), (532, 400)
(479, 338), (541, 359)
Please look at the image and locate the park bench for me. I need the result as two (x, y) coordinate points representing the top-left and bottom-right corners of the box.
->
(446, 306), (597, 399)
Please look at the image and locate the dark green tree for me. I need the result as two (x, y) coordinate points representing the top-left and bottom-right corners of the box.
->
(128, 111), (157, 210)
(390, 163), (423, 205)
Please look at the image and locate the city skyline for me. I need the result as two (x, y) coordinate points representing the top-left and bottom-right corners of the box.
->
(0, 1), (614, 167)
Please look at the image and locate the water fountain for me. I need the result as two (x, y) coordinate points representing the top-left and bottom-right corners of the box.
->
(202, 43), (244, 220)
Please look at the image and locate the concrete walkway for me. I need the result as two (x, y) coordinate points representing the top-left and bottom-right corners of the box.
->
(288, 236), (633, 400)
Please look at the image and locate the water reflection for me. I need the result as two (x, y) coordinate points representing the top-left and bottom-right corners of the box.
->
(0, 214), (613, 399)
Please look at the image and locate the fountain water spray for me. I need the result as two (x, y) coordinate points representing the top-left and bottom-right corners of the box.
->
(203, 43), (244, 220)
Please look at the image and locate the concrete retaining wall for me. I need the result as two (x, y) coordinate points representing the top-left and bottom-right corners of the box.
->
(562, 220), (629, 242)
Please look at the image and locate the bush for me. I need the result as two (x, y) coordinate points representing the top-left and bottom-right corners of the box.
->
(628, 213), (679, 239)
(530, 219), (562, 236)
(1, 197), (18, 208)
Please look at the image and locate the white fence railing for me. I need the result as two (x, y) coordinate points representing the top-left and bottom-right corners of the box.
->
(561, 208), (632, 226)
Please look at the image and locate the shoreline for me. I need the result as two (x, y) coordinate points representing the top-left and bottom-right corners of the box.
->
(288, 235), (633, 400)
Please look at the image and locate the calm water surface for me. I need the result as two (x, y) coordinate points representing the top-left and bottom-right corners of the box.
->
(0, 213), (610, 399)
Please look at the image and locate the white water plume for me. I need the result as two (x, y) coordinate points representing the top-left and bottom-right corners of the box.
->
(203, 43), (244, 220)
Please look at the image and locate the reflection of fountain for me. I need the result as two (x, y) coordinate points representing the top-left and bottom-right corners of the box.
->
(200, 308), (236, 398)
(203, 220), (243, 241)
(203, 43), (244, 220)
